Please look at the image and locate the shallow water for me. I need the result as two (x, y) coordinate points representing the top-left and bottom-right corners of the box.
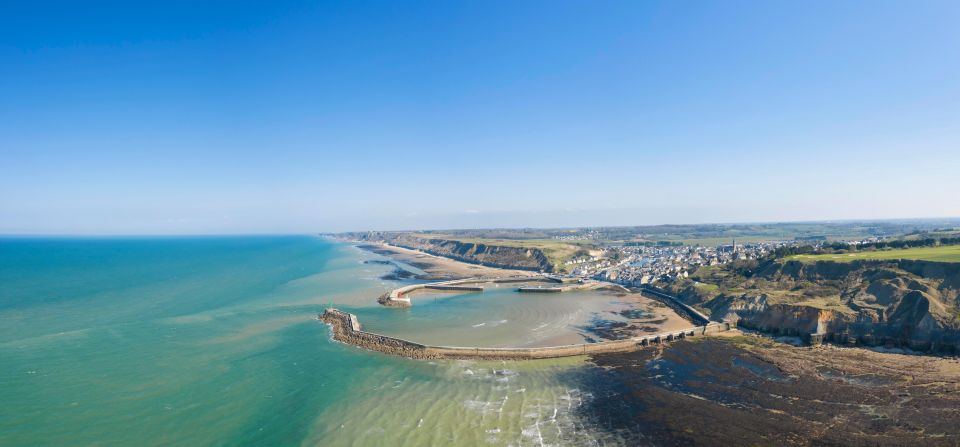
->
(355, 287), (637, 348)
(0, 236), (618, 445)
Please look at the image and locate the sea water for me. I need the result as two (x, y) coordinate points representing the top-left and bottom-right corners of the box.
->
(355, 287), (638, 348)
(0, 236), (619, 446)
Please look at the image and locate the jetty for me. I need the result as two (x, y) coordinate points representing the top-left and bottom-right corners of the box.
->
(323, 281), (734, 360)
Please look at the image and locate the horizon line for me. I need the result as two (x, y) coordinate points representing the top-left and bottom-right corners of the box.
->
(2, 215), (959, 238)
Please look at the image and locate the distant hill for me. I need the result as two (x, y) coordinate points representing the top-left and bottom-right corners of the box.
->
(337, 219), (960, 247)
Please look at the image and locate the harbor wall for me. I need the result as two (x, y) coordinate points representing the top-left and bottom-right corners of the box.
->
(640, 285), (712, 325)
(320, 309), (731, 361)
(378, 276), (621, 307)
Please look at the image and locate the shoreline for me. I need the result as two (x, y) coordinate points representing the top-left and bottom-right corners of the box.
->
(330, 240), (728, 358)
(355, 240), (700, 341)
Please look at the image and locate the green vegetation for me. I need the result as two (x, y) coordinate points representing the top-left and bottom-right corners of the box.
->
(786, 245), (960, 263)
(684, 263), (861, 313)
(341, 221), (960, 251)
(593, 221), (939, 246)
(693, 281), (719, 293)
(901, 228), (960, 241)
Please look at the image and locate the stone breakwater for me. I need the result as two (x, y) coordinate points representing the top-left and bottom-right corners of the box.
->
(319, 308), (732, 361)
(378, 276), (630, 307)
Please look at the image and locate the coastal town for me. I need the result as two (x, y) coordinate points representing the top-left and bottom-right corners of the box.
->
(344, 228), (900, 288)
(585, 240), (785, 285)
(566, 239), (875, 287)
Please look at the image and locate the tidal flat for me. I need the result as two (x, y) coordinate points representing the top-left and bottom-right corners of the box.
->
(577, 334), (960, 446)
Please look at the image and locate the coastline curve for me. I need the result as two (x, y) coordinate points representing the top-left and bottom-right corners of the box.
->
(319, 308), (732, 361)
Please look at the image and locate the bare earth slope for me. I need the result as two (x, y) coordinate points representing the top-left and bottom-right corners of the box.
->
(668, 259), (960, 353)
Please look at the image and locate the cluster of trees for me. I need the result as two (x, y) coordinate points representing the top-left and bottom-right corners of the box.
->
(828, 236), (960, 251)
(730, 259), (760, 277)
(770, 245), (819, 259)
(570, 248), (592, 259)
(766, 235), (960, 261)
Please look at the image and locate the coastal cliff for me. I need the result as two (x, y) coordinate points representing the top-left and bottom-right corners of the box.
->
(348, 233), (554, 272)
(667, 259), (960, 353)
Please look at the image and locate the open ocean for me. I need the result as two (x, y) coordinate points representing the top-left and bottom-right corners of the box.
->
(0, 236), (622, 446)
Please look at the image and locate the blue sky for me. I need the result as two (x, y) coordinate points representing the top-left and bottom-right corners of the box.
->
(2, 1), (958, 234)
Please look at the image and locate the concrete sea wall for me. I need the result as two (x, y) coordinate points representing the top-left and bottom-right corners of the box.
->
(424, 285), (484, 292)
(640, 285), (712, 325)
(517, 282), (629, 294)
(320, 308), (731, 361)
(377, 277), (548, 307)
(517, 287), (563, 293)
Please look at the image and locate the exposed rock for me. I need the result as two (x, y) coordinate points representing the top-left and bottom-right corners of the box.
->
(671, 259), (960, 353)
(580, 336), (960, 446)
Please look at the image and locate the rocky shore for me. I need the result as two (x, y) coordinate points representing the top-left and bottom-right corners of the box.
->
(577, 335), (960, 446)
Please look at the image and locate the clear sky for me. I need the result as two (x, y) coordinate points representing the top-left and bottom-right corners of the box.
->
(2, 1), (958, 234)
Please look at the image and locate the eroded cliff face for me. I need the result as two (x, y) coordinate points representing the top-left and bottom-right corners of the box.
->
(369, 234), (553, 272)
(706, 295), (837, 336)
(671, 259), (960, 353)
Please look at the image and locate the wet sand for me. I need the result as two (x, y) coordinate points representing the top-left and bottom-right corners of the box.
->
(577, 333), (960, 446)
(354, 287), (698, 351)
(532, 294), (691, 347)
(579, 294), (693, 342)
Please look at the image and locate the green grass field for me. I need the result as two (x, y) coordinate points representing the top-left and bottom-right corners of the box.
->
(786, 245), (960, 263)
(693, 281), (719, 293)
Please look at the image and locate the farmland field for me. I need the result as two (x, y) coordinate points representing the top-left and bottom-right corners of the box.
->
(786, 245), (960, 263)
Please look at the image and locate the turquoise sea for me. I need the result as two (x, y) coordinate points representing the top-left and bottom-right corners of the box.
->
(0, 236), (621, 446)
